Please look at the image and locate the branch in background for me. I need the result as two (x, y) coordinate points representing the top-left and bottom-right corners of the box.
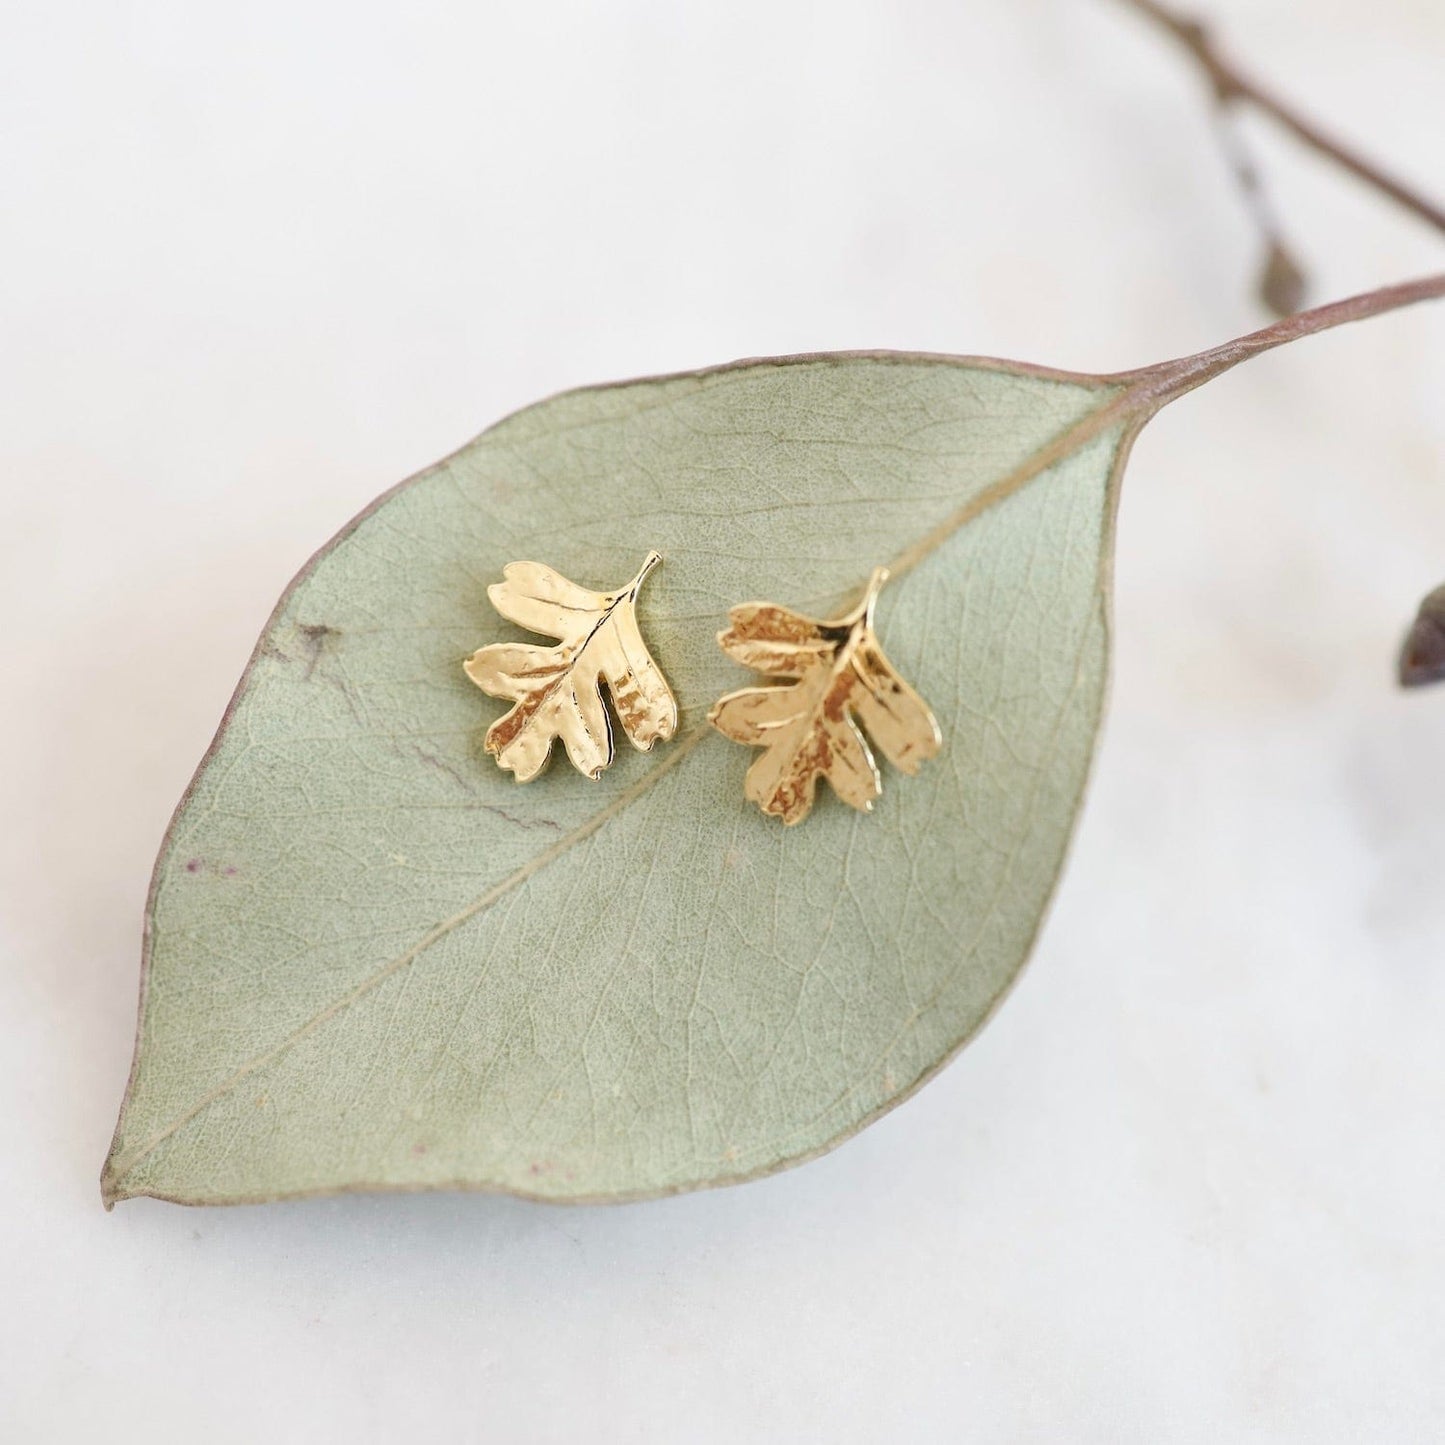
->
(1118, 1), (1445, 689)
(1209, 105), (1306, 316)
(1118, 0), (1445, 316)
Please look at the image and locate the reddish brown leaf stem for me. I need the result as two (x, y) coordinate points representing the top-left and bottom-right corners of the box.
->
(1129, 271), (1445, 404)
(888, 272), (1445, 581)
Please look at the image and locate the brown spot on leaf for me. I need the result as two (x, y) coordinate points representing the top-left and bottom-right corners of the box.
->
(183, 859), (240, 878)
(296, 622), (340, 679)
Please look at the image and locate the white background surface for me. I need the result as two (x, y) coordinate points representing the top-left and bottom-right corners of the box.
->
(3, 1), (1443, 1440)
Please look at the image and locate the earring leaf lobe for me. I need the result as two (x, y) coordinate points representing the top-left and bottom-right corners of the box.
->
(465, 551), (677, 781)
(709, 567), (941, 824)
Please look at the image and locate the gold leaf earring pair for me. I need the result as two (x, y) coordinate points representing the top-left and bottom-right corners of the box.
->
(464, 555), (940, 825)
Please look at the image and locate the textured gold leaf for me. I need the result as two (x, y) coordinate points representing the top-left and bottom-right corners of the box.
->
(464, 552), (677, 781)
(710, 568), (941, 824)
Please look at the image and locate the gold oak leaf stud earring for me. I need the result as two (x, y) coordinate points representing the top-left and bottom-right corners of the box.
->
(708, 567), (941, 825)
(464, 551), (678, 782)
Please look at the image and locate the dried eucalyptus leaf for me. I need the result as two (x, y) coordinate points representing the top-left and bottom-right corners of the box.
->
(103, 355), (1128, 1206)
(103, 280), (1442, 1207)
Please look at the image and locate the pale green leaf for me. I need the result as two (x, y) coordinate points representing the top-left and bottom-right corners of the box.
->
(99, 353), (1136, 1205)
(102, 353), (1137, 1206)
(97, 273), (1445, 1205)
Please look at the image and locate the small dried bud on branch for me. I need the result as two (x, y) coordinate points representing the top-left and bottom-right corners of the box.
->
(1258, 243), (1308, 318)
(1117, 0), (1445, 317)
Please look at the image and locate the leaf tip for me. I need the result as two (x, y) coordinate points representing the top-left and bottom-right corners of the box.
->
(1399, 586), (1445, 688)
(859, 567), (889, 623)
(99, 1152), (128, 1211)
(627, 550), (664, 595)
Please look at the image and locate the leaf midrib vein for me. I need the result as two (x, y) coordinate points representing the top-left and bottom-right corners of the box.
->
(107, 727), (709, 1188)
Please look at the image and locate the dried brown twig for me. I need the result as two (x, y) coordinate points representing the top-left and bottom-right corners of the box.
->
(1118, 0), (1445, 314)
(1119, 0), (1445, 686)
